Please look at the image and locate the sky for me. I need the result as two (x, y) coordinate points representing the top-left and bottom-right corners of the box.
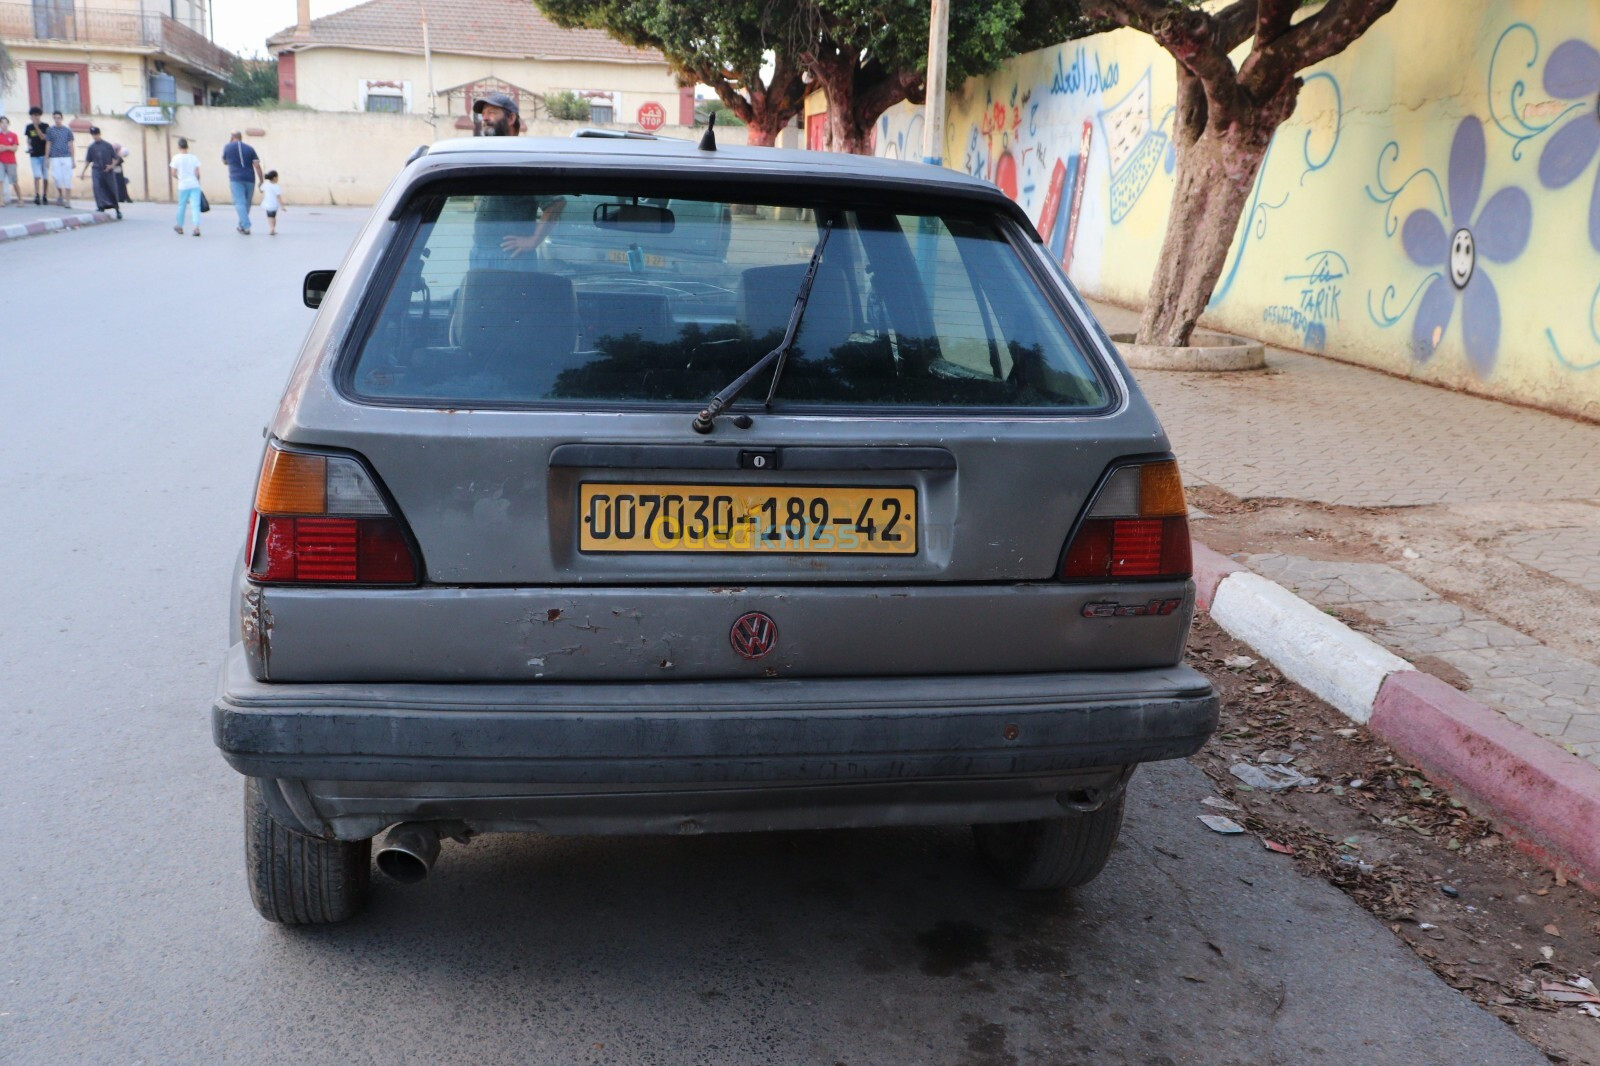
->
(212, 0), (367, 59)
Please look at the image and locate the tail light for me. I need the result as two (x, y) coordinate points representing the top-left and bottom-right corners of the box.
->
(1060, 459), (1191, 581)
(246, 442), (420, 585)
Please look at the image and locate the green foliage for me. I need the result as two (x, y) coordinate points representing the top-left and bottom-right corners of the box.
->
(700, 101), (747, 128)
(222, 56), (279, 107)
(533, 0), (806, 135)
(805, 0), (1094, 149)
(0, 40), (13, 92)
(818, 0), (1089, 90)
(532, 0), (1094, 146)
(545, 90), (593, 121)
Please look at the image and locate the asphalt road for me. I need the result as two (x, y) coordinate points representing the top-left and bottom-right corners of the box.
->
(0, 203), (1544, 1065)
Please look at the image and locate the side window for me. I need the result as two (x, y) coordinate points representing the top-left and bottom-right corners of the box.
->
(899, 215), (1012, 380)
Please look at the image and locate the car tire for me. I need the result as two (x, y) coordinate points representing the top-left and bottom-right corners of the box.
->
(244, 777), (371, 924)
(972, 791), (1126, 891)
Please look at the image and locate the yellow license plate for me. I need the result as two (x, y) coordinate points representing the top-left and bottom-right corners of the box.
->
(579, 483), (917, 554)
(605, 249), (668, 268)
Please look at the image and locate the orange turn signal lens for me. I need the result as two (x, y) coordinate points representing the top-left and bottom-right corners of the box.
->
(255, 447), (326, 514)
(1139, 461), (1187, 517)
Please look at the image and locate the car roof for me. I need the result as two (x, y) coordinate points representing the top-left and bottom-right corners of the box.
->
(405, 136), (1024, 221)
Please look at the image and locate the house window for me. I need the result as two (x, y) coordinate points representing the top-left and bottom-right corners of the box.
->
(27, 61), (90, 114)
(32, 0), (75, 39)
(366, 93), (405, 113)
(40, 71), (83, 114)
(588, 103), (613, 125)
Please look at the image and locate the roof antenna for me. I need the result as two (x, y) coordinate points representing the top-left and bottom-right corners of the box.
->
(698, 111), (717, 152)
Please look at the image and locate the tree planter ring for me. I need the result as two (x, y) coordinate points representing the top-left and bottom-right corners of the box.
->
(1109, 331), (1267, 372)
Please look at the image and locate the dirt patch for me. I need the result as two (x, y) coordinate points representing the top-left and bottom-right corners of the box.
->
(1186, 617), (1600, 1064)
(1188, 485), (1600, 669)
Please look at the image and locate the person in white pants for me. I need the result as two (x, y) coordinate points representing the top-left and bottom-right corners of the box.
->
(170, 138), (203, 236)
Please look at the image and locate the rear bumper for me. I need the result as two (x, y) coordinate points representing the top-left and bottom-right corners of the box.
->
(212, 645), (1217, 838)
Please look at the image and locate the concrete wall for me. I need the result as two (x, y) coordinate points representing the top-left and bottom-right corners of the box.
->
(68, 107), (726, 209)
(877, 0), (1600, 423)
(286, 46), (681, 125)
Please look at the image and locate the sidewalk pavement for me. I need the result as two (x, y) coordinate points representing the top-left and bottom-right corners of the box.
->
(0, 200), (118, 244)
(1086, 299), (1600, 888)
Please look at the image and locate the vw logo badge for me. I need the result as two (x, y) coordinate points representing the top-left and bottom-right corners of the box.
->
(730, 611), (778, 660)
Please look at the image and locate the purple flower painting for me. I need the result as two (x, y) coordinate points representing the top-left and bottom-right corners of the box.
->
(1402, 118), (1531, 375)
(1537, 39), (1600, 253)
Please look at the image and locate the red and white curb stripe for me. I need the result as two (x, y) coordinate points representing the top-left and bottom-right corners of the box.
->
(0, 211), (115, 244)
(1193, 540), (1600, 892)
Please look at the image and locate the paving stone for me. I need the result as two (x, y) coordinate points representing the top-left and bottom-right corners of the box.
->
(1242, 552), (1600, 772)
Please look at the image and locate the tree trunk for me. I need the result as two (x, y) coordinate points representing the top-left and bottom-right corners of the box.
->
(1136, 82), (1298, 346)
(742, 118), (781, 147)
(826, 107), (873, 155)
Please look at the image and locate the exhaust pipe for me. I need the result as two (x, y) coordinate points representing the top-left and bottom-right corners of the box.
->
(376, 822), (441, 884)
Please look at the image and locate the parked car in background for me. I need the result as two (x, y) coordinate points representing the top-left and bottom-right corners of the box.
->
(212, 136), (1218, 923)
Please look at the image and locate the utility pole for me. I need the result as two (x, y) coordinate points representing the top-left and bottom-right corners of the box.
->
(421, 0), (438, 135)
(921, 0), (948, 166)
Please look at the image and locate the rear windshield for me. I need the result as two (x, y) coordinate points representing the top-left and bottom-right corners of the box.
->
(347, 186), (1111, 411)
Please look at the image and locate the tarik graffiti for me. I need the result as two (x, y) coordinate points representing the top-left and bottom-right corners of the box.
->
(1263, 251), (1348, 350)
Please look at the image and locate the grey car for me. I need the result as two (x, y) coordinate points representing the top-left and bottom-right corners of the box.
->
(212, 135), (1218, 924)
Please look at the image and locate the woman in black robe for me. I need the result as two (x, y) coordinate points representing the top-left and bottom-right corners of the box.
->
(82, 127), (121, 219)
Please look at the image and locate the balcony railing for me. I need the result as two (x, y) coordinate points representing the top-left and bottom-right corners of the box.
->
(0, 4), (235, 82)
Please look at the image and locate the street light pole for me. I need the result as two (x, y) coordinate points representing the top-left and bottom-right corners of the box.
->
(421, 0), (438, 134)
(921, 0), (948, 166)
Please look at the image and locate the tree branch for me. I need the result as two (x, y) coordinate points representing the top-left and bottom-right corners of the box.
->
(1253, 0), (1298, 46)
(1083, 1), (1242, 126)
(1243, 0), (1398, 96)
(1212, 0), (1258, 53)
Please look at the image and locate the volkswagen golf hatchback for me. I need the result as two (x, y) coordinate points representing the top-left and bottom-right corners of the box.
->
(212, 135), (1218, 923)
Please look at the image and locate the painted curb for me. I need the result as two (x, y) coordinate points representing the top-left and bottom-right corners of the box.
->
(1191, 541), (1244, 611)
(0, 211), (114, 244)
(1192, 537), (1600, 889)
(1370, 671), (1600, 892)
(1210, 570), (1413, 724)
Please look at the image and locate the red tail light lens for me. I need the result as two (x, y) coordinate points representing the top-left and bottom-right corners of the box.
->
(247, 441), (420, 585)
(1060, 460), (1191, 581)
(250, 516), (418, 584)
(1061, 516), (1191, 580)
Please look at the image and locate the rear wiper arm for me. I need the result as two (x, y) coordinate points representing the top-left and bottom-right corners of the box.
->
(691, 219), (834, 434)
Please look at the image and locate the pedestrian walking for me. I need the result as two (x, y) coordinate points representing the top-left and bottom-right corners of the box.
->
(82, 127), (121, 219)
(23, 107), (49, 205)
(261, 170), (286, 235)
(171, 137), (203, 236)
(222, 131), (263, 235)
(0, 117), (22, 207)
(44, 112), (74, 207)
(114, 145), (132, 204)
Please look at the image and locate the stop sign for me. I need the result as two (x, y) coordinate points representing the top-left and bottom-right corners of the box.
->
(637, 101), (666, 131)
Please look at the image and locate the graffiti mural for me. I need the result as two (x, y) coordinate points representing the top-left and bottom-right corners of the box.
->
(1396, 119), (1532, 374)
(883, 1), (1600, 420)
(1097, 71), (1172, 225)
(1536, 37), (1600, 370)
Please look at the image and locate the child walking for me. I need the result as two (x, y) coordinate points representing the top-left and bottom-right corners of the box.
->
(262, 170), (285, 235)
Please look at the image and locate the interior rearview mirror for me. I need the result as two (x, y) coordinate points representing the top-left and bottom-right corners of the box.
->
(303, 269), (336, 309)
(593, 202), (675, 234)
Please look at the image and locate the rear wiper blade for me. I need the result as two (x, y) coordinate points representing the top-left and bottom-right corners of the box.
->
(691, 219), (834, 434)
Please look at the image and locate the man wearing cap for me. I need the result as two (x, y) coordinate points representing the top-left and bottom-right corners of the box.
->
(82, 126), (120, 218)
(468, 93), (566, 267)
(473, 92), (522, 137)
